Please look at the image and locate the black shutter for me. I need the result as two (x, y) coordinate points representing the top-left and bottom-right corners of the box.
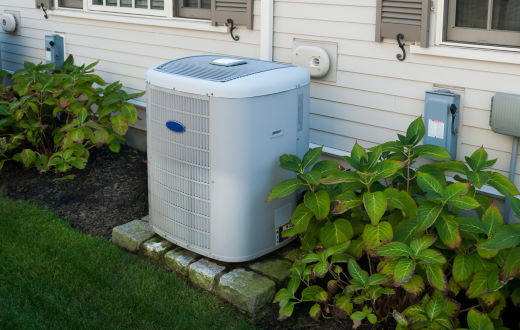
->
(211, 0), (253, 29)
(375, 0), (430, 47)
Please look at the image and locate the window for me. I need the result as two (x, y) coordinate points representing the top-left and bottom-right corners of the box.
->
(88, 0), (173, 17)
(446, 0), (520, 47)
(56, 0), (254, 29)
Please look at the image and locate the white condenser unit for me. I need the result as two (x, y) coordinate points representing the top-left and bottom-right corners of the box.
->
(146, 55), (310, 262)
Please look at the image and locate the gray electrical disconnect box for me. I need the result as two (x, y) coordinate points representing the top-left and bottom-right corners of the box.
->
(423, 90), (461, 160)
(45, 34), (64, 67)
(490, 93), (520, 138)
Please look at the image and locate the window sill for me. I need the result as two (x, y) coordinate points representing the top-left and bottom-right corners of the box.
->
(410, 43), (520, 65)
(51, 9), (228, 33)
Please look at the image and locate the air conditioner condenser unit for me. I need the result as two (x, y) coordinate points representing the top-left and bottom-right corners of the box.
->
(146, 55), (310, 262)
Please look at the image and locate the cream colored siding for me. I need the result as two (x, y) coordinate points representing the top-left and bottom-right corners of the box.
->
(273, 0), (520, 183)
(0, 0), (261, 101)
(2, 0), (520, 183)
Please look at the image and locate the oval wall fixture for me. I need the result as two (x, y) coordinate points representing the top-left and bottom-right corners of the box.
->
(166, 121), (186, 133)
(1, 13), (17, 33)
(292, 45), (330, 79)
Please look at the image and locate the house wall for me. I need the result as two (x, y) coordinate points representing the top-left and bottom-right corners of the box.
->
(1, 0), (520, 185)
(273, 0), (520, 184)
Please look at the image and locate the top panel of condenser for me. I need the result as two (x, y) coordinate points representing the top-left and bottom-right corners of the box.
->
(147, 55), (310, 98)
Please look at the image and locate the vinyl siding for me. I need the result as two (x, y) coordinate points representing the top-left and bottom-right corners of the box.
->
(1, 0), (520, 184)
(273, 0), (520, 183)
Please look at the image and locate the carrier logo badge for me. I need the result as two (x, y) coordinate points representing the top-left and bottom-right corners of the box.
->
(166, 121), (186, 133)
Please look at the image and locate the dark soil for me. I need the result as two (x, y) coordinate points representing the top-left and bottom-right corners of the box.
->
(0, 145), (148, 239)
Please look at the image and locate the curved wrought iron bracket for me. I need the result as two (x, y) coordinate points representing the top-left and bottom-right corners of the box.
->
(227, 19), (240, 41)
(39, 3), (49, 19)
(396, 33), (406, 61)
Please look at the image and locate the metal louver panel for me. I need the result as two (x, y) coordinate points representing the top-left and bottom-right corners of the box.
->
(211, 0), (253, 29)
(375, 0), (430, 47)
(147, 85), (211, 251)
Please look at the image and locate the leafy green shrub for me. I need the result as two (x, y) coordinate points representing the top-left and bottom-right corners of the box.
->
(0, 57), (143, 173)
(268, 118), (520, 329)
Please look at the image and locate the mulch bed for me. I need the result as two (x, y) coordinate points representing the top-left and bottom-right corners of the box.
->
(0, 145), (148, 239)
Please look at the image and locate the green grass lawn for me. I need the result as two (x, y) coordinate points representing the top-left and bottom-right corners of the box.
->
(0, 197), (255, 330)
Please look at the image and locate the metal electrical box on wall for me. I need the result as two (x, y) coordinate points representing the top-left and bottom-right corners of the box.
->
(45, 34), (64, 67)
(423, 90), (461, 160)
(490, 93), (520, 137)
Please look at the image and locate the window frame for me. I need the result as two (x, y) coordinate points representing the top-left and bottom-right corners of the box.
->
(445, 0), (520, 48)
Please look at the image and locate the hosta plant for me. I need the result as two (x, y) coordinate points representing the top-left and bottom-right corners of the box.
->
(268, 117), (520, 329)
(0, 56), (143, 174)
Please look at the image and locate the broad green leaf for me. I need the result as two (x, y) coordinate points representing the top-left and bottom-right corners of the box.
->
(299, 170), (321, 186)
(348, 259), (369, 286)
(77, 108), (88, 124)
(406, 117), (425, 146)
(319, 171), (359, 184)
(423, 264), (446, 291)
(409, 235), (436, 255)
(435, 215), (461, 249)
(92, 129), (110, 144)
(442, 183), (470, 201)
(350, 311), (365, 321)
(366, 313), (377, 324)
(368, 273), (390, 286)
(363, 191), (387, 225)
(283, 203), (314, 237)
(279, 154), (302, 173)
(488, 172), (520, 196)
(384, 188), (417, 217)
(319, 219), (353, 248)
(447, 195), (480, 210)
(278, 301), (295, 320)
(372, 160), (404, 181)
(417, 171), (444, 196)
(392, 311), (409, 327)
(394, 218), (419, 244)
(334, 295), (353, 315)
(467, 171), (491, 188)
(425, 292), (444, 320)
(416, 202), (443, 232)
(458, 216), (488, 234)
(70, 128), (84, 143)
(467, 309), (494, 330)
(376, 242), (412, 258)
(452, 254), (475, 282)
(273, 288), (292, 305)
(477, 247), (499, 259)
(304, 190), (330, 220)
(309, 303), (321, 320)
(402, 275), (425, 295)
(481, 205), (503, 236)
(417, 249), (446, 264)
(301, 285), (327, 302)
(500, 247), (520, 282)
(301, 147), (322, 171)
(332, 192), (362, 215)
(346, 239), (364, 259)
(108, 141), (120, 153)
(511, 197), (520, 217)
(312, 160), (339, 176)
(362, 221), (393, 250)
(348, 143), (368, 169)
(111, 115), (128, 136)
(267, 178), (302, 201)
(467, 272), (488, 299)
(366, 145), (382, 170)
(121, 103), (138, 123)
(419, 161), (468, 175)
(478, 225), (520, 250)
(312, 261), (329, 278)
(20, 149), (36, 168)
(465, 147), (490, 172)
(414, 145), (451, 160)
(394, 258), (416, 284)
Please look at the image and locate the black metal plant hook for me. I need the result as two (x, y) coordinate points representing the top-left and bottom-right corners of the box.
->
(227, 19), (240, 41)
(396, 33), (406, 61)
(40, 3), (49, 19)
